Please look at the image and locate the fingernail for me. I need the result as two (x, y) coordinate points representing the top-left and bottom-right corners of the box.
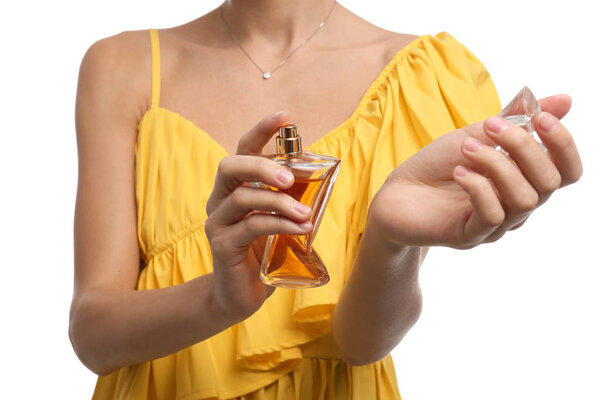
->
(295, 202), (311, 214)
(276, 169), (293, 184)
(298, 221), (312, 230)
(464, 137), (482, 152)
(272, 110), (284, 120)
(455, 165), (470, 177)
(538, 112), (559, 134)
(487, 116), (509, 134)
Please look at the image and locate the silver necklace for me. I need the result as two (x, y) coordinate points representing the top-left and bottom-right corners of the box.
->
(219, 1), (337, 79)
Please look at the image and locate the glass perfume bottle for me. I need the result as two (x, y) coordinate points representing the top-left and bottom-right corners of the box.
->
(497, 86), (545, 156)
(256, 123), (341, 289)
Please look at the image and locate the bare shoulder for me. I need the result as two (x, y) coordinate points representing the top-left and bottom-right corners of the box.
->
(80, 29), (150, 84)
(378, 31), (421, 64)
(78, 29), (152, 124)
(84, 29), (149, 61)
(335, 4), (420, 63)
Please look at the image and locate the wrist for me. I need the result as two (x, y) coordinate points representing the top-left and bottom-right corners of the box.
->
(188, 274), (246, 337)
(364, 205), (409, 251)
(362, 212), (423, 276)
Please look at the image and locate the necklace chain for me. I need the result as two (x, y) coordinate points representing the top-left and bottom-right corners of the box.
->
(219, 1), (337, 79)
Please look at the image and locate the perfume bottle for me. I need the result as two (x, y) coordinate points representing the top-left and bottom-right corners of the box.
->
(496, 86), (545, 156)
(257, 123), (341, 289)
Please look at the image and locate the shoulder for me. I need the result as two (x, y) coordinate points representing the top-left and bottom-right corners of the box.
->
(376, 30), (484, 70)
(363, 28), (473, 64)
(359, 28), (421, 72)
(337, 5), (472, 64)
(80, 30), (150, 80)
(379, 31), (421, 62)
(334, 5), (420, 64)
(78, 30), (152, 119)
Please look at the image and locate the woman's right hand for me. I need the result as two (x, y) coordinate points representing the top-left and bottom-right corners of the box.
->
(204, 111), (313, 321)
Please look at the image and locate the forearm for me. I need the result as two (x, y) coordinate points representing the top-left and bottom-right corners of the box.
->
(69, 273), (238, 375)
(331, 220), (425, 366)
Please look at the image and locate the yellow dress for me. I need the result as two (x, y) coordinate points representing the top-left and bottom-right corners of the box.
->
(92, 29), (501, 399)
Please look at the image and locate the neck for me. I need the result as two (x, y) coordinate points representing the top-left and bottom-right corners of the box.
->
(220, 0), (336, 54)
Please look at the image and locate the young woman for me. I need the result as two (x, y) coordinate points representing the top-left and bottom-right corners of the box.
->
(70, 0), (582, 398)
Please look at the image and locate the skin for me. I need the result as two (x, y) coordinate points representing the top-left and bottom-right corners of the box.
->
(332, 98), (582, 363)
(70, 0), (582, 376)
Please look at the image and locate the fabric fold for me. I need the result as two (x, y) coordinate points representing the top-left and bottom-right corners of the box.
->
(289, 31), (501, 340)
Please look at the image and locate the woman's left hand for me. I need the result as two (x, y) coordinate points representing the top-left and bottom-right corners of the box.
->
(368, 94), (583, 249)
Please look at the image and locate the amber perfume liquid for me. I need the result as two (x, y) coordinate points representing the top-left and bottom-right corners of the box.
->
(262, 178), (330, 287)
(256, 123), (340, 289)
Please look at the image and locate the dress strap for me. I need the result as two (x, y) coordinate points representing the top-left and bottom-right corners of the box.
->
(148, 29), (161, 108)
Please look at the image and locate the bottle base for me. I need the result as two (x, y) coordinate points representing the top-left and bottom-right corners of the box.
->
(260, 272), (330, 289)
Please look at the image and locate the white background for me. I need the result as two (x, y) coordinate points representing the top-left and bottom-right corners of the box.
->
(1, 0), (598, 399)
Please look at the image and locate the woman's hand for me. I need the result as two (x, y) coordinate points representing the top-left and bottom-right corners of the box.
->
(204, 111), (313, 321)
(368, 94), (583, 249)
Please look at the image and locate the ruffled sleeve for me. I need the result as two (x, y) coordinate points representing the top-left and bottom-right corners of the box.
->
(365, 31), (501, 214)
(272, 31), (502, 342)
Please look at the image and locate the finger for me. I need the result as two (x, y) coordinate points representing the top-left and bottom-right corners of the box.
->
(509, 217), (528, 231)
(211, 185), (312, 226)
(227, 213), (313, 250)
(462, 136), (539, 222)
(484, 116), (561, 203)
(236, 110), (291, 155)
(533, 112), (583, 187)
(538, 94), (572, 120)
(453, 165), (505, 246)
(207, 155), (294, 216)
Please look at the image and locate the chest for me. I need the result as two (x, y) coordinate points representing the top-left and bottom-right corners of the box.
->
(159, 44), (393, 155)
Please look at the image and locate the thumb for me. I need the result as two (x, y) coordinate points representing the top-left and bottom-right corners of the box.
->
(236, 110), (291, 155)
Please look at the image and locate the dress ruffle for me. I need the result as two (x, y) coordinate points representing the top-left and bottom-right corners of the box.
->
(93, 31), (501, 399)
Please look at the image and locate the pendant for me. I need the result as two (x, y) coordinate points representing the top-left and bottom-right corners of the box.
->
(263, 72), (271, 79)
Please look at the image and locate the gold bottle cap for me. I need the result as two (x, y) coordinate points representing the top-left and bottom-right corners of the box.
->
(276, 124), (302, 155)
